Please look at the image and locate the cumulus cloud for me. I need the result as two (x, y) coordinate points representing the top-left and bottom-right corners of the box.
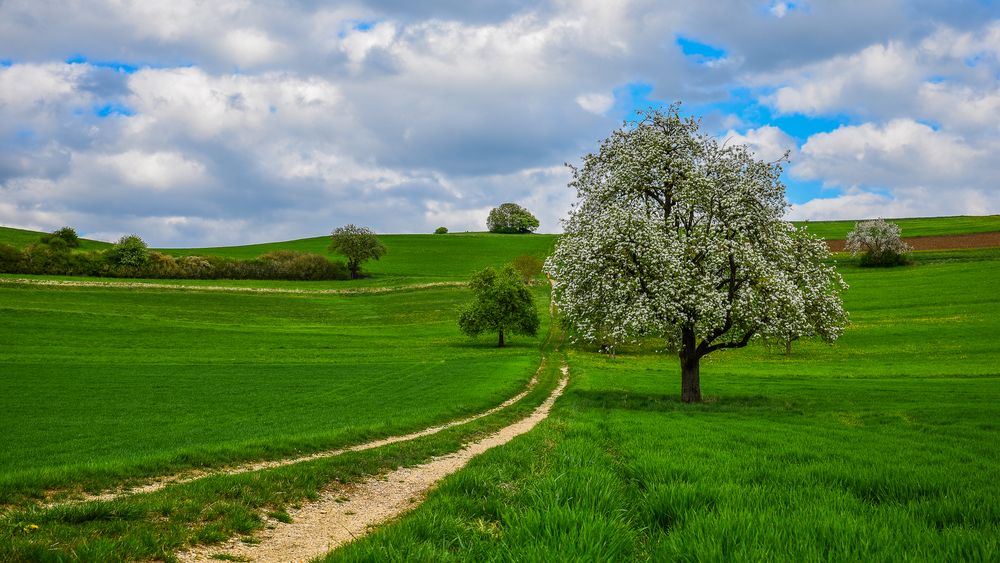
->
(722, 125), (797, 162)
(0, 1), (997, 245)
(575, 93), (614, 114)
(95, 151), (207, 190)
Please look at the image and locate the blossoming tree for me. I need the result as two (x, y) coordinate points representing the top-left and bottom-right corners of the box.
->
(545, 106), (848, 402)
(845, 218), (911, 266)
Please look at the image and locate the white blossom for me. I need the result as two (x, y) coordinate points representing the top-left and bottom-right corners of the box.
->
(545, 105), (848, 401)
(845, 217), (911, 257)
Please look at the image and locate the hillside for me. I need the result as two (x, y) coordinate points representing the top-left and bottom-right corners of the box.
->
(3, 214), (998, 255)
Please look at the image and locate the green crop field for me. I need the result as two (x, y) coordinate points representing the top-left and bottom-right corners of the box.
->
(1, 221), (998, 561)
(329, 255), (1000, 561)
(0, 281), (551, 504)
(792, 214), (1000, 240)
(0, 226), (111, 251)
(162, 233), (558, 284)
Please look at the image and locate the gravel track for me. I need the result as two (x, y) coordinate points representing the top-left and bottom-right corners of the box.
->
(177, 365), (569, 563)
(0, 277), (465, 294)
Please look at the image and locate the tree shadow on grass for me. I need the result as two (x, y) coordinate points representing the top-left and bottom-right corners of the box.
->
(447, 339), (540, 350)
(567, 389), (800, 414)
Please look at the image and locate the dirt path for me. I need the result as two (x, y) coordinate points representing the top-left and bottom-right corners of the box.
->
(827, 231), (1000, 252)
(45, 367), (543, 507)
(0, 277), (465, 295)
(177, 365), (569, 563)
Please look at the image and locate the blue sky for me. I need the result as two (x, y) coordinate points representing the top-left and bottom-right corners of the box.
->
(0, 1), (998, 245)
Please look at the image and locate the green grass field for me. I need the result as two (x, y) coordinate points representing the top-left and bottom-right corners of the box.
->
(792, 214), (1000, 240)
(0, 282), (551, 504)
(1, 220), (999, 561)
(0, 226), (111, 251)
(329, 255), (1000, 561)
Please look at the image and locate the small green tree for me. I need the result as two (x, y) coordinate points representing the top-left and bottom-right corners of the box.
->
(487, 203), (540, 234)
(329, 224), (386, 279)
(434, 226), (448, 234)
(512, 254), (543, 285)
(107, 235), (150, 267)
(459, 265), (540, 347)
(52, 226), (81, 248)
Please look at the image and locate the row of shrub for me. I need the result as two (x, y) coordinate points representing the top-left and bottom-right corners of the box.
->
(0, 231), (351, 281)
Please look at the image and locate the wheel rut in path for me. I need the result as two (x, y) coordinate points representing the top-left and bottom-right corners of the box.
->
(177, 364), (570, 563)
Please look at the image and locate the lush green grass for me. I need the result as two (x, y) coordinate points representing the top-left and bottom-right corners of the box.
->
(0, 344), (567, 562)
(793, 214), (1000, 240)
(329, 254), (1000, 561)
(0, 226), (110, 251)
(160, 233), (558, 283)
(0, 226), (557, 285)
(0, 282), (551, 503)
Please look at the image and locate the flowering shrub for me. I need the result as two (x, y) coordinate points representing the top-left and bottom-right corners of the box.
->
(845, 218), (911, 267)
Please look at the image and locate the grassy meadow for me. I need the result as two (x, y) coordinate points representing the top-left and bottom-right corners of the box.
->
(329, 253), (1000, 561)
(1, 218), (998, 561)
(0, 274), (551, 504)
(791, 214), (1000, 240)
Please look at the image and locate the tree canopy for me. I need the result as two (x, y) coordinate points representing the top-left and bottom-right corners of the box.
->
(545, 105), (848, 402)
(458, 265), (540, 347)
(107, 235), (150, 267)
(846, 218), (911, 266)
(487, 203), (540, 234)
(329, 224), (386, 279)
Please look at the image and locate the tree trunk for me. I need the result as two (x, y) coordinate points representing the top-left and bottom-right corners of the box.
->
(679, 327), (701, 403)
(680, 354), (701, 403)
(785, 339), (792, 356)
(498, 328), (505, 348)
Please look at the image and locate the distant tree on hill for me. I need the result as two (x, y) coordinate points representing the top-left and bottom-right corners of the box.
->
(329, 224), (386, 279)
(40, 226), (81, 248)
(107, 235), (150, 267)
(459, 265), (540, 347)
(545, 105), (848, 403)
(487, 203), (539, 234)
(435, 226), (448, 234)
(846, 218), (911, 266)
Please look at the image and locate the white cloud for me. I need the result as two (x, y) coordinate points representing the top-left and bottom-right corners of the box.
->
(124, 67), (344, 140)
(765, 42), (920, 117)
(575, 92), (614, 114)
(0, 2), (998, 245)
(794, 119), (989, 187)
(722, 125), (797, 162)
(0, 63), (91, 113)
(788, 186), (1000, 221)
(95, 150), (206, 190)
(770, 2), (791, 18)
(340, 22), (398, 71)
(220, 28), (285, 68)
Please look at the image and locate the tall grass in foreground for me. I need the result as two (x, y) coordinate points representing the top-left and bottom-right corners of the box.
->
(327, 256), (1000, 561)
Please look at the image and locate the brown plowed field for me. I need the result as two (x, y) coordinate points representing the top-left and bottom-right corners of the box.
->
(827, 231), (1000, 252)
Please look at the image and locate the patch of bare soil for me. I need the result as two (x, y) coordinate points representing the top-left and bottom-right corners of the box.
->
(176, 366), (570, 563)
(826, 231), (1000, 252)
